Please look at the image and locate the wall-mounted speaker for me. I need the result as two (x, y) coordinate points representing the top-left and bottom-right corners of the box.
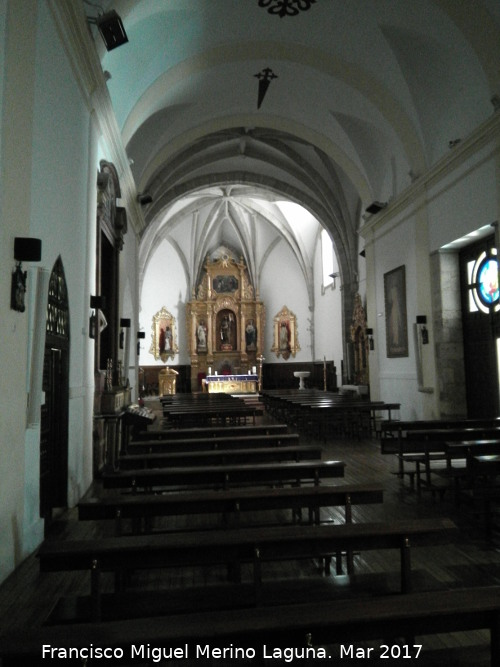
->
(14, 237), (42, 262)
(97, 10), (128, 51)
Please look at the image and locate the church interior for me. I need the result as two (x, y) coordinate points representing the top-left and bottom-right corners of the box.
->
(1, 0), (500, 663)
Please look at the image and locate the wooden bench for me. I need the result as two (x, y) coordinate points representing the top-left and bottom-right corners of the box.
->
(126, 431), (301, 454)
(379, 417), (500, 440)
(161, 395), (257, 427)
(117, 443), (322, 470)
(457, 452), (500, 533)
(164, 406), (257, 428)
(134, 423), (289, 440)
(101, 459), (346, 492)
(3, 585), (498, 666)
(36, 517), (457, 621)
(261, 389), (399, 439)
(381, 426), (500, 493)
(78, 483), (384, 534)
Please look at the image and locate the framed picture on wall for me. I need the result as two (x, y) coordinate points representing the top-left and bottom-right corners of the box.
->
(384, 265), (408, 357)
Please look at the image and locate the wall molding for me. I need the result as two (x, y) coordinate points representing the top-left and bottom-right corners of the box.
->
(361, 110), (500, 240)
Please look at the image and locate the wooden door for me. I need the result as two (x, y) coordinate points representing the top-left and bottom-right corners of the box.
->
(460, 237), (500, 418)
(40, 258), (69, 524)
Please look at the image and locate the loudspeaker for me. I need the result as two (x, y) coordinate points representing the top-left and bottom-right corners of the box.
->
(365, 201), (386, 214)
(97, 10), (128, 51)
(90, 295), (106, 310)
(14, 237), (42, 262)
(137, 193), (153, 205)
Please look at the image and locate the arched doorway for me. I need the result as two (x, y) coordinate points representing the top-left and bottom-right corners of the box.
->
(40, 257), (69, 528)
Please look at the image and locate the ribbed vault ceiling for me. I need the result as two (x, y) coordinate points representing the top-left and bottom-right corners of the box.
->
(83, 0), (500, 292)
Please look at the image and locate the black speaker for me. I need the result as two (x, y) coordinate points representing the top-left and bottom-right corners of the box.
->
(90, 295), (106, 310)
(97, 10), (128, 51)
(14, 237), (41, 262)
(365, 201), (386, 214)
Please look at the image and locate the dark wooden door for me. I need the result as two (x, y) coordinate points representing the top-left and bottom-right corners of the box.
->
(40, 347), (68, 518)
(460, 237), (500, 418)
(40, 258), (69, 524)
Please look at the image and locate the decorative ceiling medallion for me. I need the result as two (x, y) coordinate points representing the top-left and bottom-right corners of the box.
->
(258, 0), (316, 18)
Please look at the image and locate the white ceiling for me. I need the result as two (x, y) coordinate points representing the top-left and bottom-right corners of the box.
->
(82, 0), (500, 290)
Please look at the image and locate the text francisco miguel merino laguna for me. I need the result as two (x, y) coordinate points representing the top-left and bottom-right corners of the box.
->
(42, 643), (333, 661)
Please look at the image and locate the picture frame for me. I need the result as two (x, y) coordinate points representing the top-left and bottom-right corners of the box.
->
(150, 306), (179, 361)
(384, 265), (408, 357)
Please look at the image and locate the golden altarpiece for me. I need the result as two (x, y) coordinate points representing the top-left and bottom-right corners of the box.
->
(186, 255), (265, 392)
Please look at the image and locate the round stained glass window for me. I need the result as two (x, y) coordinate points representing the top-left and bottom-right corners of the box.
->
(477, 257), (499, 306)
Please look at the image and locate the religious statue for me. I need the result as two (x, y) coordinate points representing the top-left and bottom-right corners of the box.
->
(197, 320), (207, 350)
(245, 319), (257, 350)
(279, 320), (290, 351)
(219, 311), (234, 350)
(160, 326), (173, 352)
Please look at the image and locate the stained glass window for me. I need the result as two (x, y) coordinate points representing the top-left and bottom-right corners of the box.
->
(467, 248), (499, 314)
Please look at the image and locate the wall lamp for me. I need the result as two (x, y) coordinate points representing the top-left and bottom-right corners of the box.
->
(119, 318), (131, 349)
(366, 328), (374, 350)
(85, 3), (128, 51)
(137, 331), (146, 356)
(329, 272), (340, 289)
(89, 295), (107, 339)
(416, 315), (429, 344)
(11, 237), (42, 312)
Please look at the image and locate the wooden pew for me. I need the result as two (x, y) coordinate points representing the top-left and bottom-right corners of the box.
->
(2, 586), (498, 666)
(46, 483), (384, 624)
(133, 423), (289, 441)
(36, 517), (457, 621)
(101, 459), (346, 492)
(457, 450), (500, 533)
(164, 405), (257, 428)
(261, 389), (399, 439)
(381, 425), (500, 493)
(78, 483), (384, 534)
(408, 428), (500, 496)
(160, 394), (257, 428)
(127, 431), (301, 454)
(379, 417), (500, 440)
(117, 443), (323, 470)
(439, 440), (500, 496)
